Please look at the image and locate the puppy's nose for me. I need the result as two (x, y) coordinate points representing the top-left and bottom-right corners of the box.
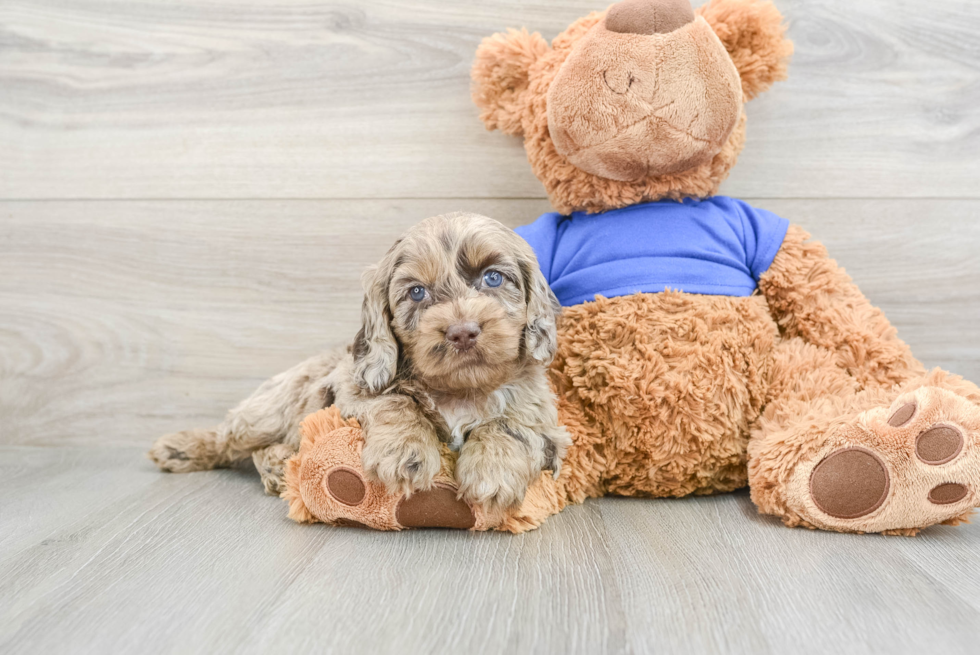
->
(605, 0), (695, 35)
(446, 322), (481, 351)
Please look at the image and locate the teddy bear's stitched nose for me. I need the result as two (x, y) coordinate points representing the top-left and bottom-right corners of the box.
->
(605, 0), (695, 35)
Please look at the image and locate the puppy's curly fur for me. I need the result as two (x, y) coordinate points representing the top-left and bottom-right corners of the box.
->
(149, 212), (570, 512)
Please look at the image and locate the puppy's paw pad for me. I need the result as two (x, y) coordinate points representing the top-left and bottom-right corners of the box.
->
(162, 447), (190, 461)
(148, 430), (214, 472)
(395, 485), (476, 529)
(148, 441), (187, 466)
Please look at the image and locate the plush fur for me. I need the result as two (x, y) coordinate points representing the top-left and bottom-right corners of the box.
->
(547, 15), (743, 182)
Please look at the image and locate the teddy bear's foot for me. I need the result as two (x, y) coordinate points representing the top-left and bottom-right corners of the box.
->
(281, 407), (569, 532)
(282, 408), (495, 531)
(319, 467), (480, 531)
(780, 384), (980, 534)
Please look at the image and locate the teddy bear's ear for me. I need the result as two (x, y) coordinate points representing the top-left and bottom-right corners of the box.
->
(697, 0), (794, 100)
(471, 28), (550, 136)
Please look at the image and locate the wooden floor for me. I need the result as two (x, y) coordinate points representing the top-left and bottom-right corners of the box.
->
(2, 1), (979, 653)
(2, 448), (980, 654)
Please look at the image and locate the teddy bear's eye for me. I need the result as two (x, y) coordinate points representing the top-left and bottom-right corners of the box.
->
(409, 285), (426, 302)
(483, 270), (503, 288)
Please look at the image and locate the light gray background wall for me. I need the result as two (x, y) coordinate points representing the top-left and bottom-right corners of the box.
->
(3, 0), (978, 447)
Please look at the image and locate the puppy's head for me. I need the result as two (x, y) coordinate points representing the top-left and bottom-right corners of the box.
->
(352, 212), (560, 394)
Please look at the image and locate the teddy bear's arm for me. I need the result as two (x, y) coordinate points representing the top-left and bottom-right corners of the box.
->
(758, 224), (925, 389)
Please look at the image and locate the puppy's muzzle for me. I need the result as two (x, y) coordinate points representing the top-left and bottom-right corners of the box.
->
(446, 321), (481, 352)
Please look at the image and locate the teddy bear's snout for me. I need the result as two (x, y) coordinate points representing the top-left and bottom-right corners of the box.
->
(605, 0), (695, 36)
(546, 9), (742, 183)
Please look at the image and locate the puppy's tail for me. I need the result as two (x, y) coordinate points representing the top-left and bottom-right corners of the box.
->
(148, 427), (235, 473)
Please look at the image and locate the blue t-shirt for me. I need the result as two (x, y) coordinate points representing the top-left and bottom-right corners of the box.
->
(515, 196), (789, 307)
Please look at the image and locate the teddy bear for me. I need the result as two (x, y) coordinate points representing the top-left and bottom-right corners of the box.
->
(283, 0), (980, 535)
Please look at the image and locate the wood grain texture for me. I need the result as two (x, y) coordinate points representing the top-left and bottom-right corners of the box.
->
(2, 0), (980, 652)
(1, 0), (979, 200)
(0, 447), (622, 655)
(600, 494), (980, 654)
(2, 198), (978, 447)
(1, 447), (979, 655)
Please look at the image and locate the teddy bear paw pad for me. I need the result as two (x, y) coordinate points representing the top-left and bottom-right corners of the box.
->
(809, 447), (890, 519)
(318, 466), (476, 530)
(326, 467), (366, 506)
(915, 425), (963, 465)
(395, 484), (476, 529)
(796, 385), (980, 533)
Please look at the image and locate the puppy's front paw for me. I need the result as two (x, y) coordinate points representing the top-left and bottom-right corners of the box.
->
(456, 442), (534, 513)
(362, 438), (441, 497)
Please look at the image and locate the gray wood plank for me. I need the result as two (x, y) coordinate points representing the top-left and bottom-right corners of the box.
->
(599, 493), (980, 655)
(0, 446), (623, 655)
(0, 446), (162, 554)
(237, 500), (626, 655)
(1, 1), (978, 200)
(2, 446), (979, 655)
(2, 198), (978, 447)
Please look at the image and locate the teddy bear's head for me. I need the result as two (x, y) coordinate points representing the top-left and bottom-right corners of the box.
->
(472, 0), (793, 214)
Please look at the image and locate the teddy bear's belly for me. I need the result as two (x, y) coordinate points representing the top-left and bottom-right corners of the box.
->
(551, 290), (779, 499)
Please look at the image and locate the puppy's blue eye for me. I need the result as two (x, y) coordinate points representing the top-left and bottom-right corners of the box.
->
(483, 270), (503, 288)
(409, 285), (426, 302)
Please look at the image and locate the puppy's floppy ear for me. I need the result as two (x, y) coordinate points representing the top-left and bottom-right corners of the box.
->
(471, 28), (550, 136)
(697, 0), (793, 100)
(520, 257), (561, 365)
(352, 257), (399, 394)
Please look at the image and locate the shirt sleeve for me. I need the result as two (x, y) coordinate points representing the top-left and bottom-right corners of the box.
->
(513, 212), (562, 284)
(734, 200), (790, 280)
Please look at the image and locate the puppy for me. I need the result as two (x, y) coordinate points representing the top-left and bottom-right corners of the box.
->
(149, 212), (570, 512)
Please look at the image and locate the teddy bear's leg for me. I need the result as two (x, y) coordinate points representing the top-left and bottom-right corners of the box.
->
(282, 407), (567, 532)
(749, 337), (980, 534)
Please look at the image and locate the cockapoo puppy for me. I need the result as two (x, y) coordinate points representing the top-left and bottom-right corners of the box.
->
(150, 212), (571, 512)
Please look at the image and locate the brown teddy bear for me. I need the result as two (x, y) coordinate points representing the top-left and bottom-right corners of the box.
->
(284, 0), (980, 535)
